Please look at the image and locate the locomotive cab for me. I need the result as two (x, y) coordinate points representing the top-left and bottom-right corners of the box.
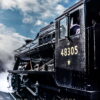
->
(55, 0), (85, 87)
(55, 0), (100, 99)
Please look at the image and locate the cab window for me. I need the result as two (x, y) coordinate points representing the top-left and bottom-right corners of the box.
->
(60, 17), (68, 39)
(70, 10), (80, 36)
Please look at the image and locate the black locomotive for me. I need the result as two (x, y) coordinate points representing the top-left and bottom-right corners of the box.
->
(8, 0), (100, 99)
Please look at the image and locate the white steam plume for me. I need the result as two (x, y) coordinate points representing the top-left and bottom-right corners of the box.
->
(0, 23), (28, 92)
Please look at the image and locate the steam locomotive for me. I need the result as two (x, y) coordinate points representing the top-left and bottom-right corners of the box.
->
(8, 0), (100, 99)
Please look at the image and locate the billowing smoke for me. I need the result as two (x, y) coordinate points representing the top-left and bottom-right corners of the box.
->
(0, 23), (28, 92)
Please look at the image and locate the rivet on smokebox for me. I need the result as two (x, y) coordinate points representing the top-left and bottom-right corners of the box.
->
(67, 60), (71, 65)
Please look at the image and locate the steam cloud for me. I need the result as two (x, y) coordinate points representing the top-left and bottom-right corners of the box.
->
(0, 23), (28, 92)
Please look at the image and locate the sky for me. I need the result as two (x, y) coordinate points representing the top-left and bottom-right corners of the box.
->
(0, 0), (79, 39)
